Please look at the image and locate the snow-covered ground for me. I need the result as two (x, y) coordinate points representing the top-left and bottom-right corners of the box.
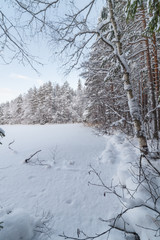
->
(0, 124), (156, 240)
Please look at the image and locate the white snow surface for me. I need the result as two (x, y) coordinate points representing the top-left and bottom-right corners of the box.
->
(0, 124), (159, 240)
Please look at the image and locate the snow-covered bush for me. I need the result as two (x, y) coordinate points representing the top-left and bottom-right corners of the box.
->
(0, 127), (5, 144)
(0, 208), (35, 240)
(0, 208), (53, 240)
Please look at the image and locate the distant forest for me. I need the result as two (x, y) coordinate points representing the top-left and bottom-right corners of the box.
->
(0, 80), (85, 124)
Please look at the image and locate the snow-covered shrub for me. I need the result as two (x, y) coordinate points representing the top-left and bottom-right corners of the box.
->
(0, 208), (35, 240)
(0, 208), (53, 240)
(0, 127), (5, 144)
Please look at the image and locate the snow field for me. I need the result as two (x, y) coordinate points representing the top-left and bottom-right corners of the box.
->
(0, 124), (158, 240)
(0, 124), (110, 240)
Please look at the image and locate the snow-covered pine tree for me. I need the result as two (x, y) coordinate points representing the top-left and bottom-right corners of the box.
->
(43, 82), (54, 123)
(0, 81), (83, 125)
(81, 41), (113, 130)
(2, 102), (11, 124)
(0, 104), (5, 124)
(72, 79), (86, 123)
(81, 2), (132, 134)
(54, 81), (75, 123)
(23, 87), (39, 124)
(9, 95), (24, 124)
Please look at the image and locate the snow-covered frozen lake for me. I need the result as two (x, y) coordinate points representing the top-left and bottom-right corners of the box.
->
(0, 124), (108, 239)
(0, 124), (139, 240)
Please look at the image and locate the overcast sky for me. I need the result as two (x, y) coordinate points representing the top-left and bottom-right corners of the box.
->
(0, 0), (104, 104)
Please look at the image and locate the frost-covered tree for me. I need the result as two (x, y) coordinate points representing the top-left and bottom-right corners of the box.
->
(72, 79), (86, 123)
(9, 95), (24, 124)
(81, 12), (131, 133)
(1, 102), (11, 124)
(54, 82), (75, 123)
(0, 81), (84, 124)
(23, 87), (39, 124)
(37, 84), (49, 124)
(81, 42), (109, 128)
(43, 82), (54, 123)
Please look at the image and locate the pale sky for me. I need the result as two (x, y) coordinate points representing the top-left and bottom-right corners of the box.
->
(1, 53), (81, 103)
(0, 35), (82, 103)
(0, 0), (104, 104)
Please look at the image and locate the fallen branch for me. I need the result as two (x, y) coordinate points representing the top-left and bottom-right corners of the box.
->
(25, 150), (42, 163)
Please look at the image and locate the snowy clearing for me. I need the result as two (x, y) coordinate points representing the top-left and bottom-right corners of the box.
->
(0, 124), (155, 240)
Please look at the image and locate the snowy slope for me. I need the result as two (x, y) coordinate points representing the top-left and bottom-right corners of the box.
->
(0, 124), (156, 240)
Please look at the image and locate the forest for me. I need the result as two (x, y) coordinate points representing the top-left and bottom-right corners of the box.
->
(0, 81), (85, 124)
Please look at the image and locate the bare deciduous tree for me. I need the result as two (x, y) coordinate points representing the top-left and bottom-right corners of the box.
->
(0, 0), (60, 67)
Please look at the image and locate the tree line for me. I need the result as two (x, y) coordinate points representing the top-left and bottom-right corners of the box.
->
(0, 80), (85, 124)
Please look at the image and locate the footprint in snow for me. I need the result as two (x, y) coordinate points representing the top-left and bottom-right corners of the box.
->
(28, 176), (36, 180)
(66, 199), (72, 205)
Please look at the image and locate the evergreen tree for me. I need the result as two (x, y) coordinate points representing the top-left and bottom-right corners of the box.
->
(72, 79), (86, 122)
(9, 95), (24, 124)
(127, 0), (160, 33)
(0, 81), (84, 125)
(23, 87), (39, 124)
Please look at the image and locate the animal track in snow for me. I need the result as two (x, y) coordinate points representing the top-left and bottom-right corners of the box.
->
(28, 175), (36, 180)
(66, 199), (73, 205)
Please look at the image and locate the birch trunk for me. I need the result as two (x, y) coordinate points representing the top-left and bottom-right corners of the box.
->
(107, 0), (148, 153)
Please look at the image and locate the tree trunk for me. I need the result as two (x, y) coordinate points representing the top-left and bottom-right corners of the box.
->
(152, 34), (159, 94)
(107, 0), (148, 153)
(141, 8), (158, 140)
(152, 33), (160, 130)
